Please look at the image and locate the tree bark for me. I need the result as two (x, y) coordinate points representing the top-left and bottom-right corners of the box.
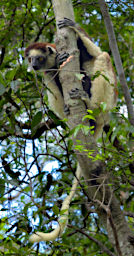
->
(52, 0), (134, 255)
(98, 0), (134, 126)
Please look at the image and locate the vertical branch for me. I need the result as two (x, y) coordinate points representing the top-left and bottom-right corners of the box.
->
(52, 0), (98, 177)
(98, 0), (134, 126)
(52, 0), (83, 114)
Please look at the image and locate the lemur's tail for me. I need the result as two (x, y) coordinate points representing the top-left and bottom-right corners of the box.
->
(29, 163), (81, 242)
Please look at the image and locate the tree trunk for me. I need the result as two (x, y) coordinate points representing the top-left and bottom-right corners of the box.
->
(52, 0), (134, 255)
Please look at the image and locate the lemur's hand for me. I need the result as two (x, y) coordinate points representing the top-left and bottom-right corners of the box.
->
(56, 52), (69, 67)
(57, 18), (75, 29)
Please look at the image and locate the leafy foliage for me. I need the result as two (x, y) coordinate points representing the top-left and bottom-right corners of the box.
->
(0, 0), (134, 255)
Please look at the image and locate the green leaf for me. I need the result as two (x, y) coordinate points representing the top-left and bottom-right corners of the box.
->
(52, 205), (59, 215)
(31, 111), (43, 129)
(100, 102), (107, 112)
(75, 73), (85, 80)
(5, 69), (17, 81)
(82, 114), (95, 121)
(101, 73), (110, 83)
(0, 178), (5, 197)
(0, 72), (6, 86)
(0, 83), (6, 96)
(73, 124), (82, 137)
(0, 72), (6, 95)
(82, 125), (90, 135)
(91, 70), (101, 80)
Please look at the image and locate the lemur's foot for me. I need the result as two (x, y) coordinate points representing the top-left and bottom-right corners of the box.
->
(64, 104), (70, 115)
(69, 88), (88, 100)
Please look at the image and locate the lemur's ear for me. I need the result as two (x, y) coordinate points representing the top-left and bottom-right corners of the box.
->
(46, 45), (56, 54)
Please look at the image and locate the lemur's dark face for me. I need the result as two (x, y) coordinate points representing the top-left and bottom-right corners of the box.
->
(27, 46), (57, 71)
(28, 52), (46, 70)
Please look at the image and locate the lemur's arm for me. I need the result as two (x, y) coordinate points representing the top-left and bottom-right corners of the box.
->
(57, 18), (102, 57)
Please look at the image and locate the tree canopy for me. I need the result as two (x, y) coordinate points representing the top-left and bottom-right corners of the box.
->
(0, 0), (134, 255)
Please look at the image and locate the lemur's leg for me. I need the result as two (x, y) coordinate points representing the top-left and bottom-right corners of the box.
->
(57, 18), (102, 57)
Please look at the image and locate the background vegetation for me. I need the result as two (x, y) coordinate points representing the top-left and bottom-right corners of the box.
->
(0, 0), (133, 255)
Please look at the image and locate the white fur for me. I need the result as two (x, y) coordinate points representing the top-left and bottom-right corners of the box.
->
(70, 26), (117, 136)
(83, 52), (116, 139)
(45, 73), (65, 119)
(29, 49), (42, 57)
(46, 45), (56, 53)
(71, 26), (102, 57)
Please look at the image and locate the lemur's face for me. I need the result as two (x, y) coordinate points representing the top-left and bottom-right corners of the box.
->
(27, 46), (56, 71)
(28, 50), (46, 70)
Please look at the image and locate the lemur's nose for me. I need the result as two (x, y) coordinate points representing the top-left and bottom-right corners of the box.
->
(32, 65), (39, 70)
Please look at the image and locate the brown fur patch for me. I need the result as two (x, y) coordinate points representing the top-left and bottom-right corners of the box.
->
(25, 42), (56, 57)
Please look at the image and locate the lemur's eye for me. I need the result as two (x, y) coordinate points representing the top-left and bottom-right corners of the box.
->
(28, 57), (32, 63)
(39, 57), (44, 62)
